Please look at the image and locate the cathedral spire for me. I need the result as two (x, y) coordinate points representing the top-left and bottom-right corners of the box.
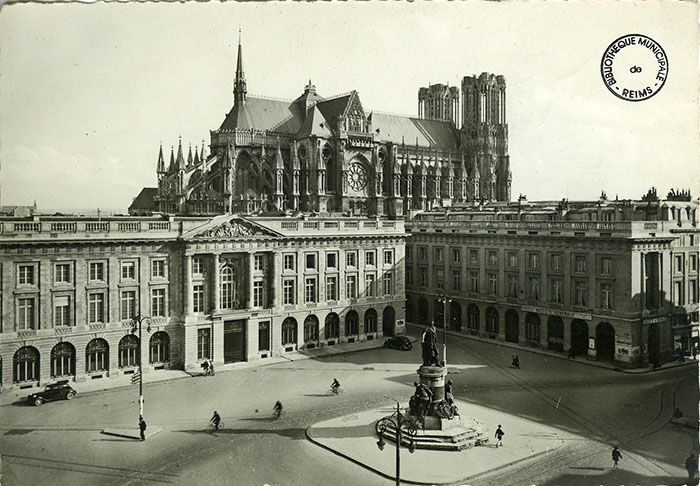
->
(168, 146), (176, 174)
(176, 137), (185, 170)
(187, 144), (193, 168)
(157, 143), (165, 174)
(233, 28), (247, 104)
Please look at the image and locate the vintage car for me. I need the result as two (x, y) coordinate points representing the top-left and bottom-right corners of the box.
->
(383, 335), (413, 351)
(27, 381), (77, 406)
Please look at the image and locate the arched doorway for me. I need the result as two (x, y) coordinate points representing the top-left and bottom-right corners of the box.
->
(434, 300), (445, 328)
(51, 342), (76, 379)
(596, 322), (615, 361)
(418, 297), (429, 325)
(547, 316), (564, 352)
(118, 335), (139, 368)
(405, 296), (414, 324)
(364, 309), (378, 335)
(345, 311), (359, 341)
(450, 301), (462, 331)
(304, 315), (320, 345)
(505, 310), (519, 343)
(571, 320), (588, 356)
(525, 313), (541, 344)
(648, 323), (660, 366)
(14, 346), (39, 384)
(282, 317), (298, 350)
(325, 313), (340, 341)
(486, 307), (499, 334)
(467, 304), (480, 332)
(382, 306), (396, 336)
(149, 331), (170, 365)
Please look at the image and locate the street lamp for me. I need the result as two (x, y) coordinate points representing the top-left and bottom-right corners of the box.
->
(375, 402), (418, 486)
(438, 293), (451, 367)
(130, 313), (152, 418)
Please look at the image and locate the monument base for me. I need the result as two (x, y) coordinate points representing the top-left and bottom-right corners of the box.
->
(379, 411), (489, 451)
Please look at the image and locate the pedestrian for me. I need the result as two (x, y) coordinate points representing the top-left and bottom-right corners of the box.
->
(612, 446), (622, 469)
(567, 348), (576, 359)
(693, 345), (698, 361)
(494, 424), (504, 448)
(686, 453), (698, 485)
(139, 415), (147, 441)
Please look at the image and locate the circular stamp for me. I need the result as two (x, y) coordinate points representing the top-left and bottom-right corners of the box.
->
(600, 34), (668, 102)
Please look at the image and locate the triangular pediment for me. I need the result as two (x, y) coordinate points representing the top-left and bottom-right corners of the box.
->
(183, 215), (282, 240)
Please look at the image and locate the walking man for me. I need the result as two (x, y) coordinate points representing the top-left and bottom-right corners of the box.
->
(686, 453), (698, 485)
(494, 425), (505, 448)
(612, 446), (622, 469)
(139, 415), (147, 441)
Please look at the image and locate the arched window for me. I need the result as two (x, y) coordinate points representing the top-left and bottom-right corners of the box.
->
(86, 339), (109, 373)
(345, 311), (359, 336)
(51, 342), (75, 378)
(150, 331), (170, 364)
(304, 315), (319, 342)
(486, 307), (499, 334)
(119, 335), (139, 368)
(282, 317), (297, 346)
(526, 313), (541, 342)
(220, 265), (237, 310)
(14, 346), (39, 383)
(467, 304), (480, 331)
(325, 313), (340, 339)
(364, 309), (378, 334)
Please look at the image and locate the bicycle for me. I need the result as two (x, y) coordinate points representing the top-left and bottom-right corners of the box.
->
(207, 420), (224, 433)
(327, 386), (344, 396)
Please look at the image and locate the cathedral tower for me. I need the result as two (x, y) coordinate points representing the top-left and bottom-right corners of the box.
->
(418, 83), (460, 126)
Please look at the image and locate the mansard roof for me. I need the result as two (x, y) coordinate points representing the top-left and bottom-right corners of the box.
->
(219, 96), (303, 134)
(371, 112), (459, 149)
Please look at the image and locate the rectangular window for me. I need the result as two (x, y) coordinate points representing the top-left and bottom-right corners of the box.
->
(254, 255), (264, 272)
(469, 249), (478, 266)
(419, 247), (428, 261)
(488, 273), (498, 295)
(121, 261), (136, 281)
(88, 293), (105, 323)
(507, 274), (518, 298)
(326, 276), (337, 301)
(674, 280), (684, 305)
(574, 280), (587, 306)
(305, 253), (317, 270)
(528, 277), (540, 300)
(384, 249), (394, 266)
(54, 296), (71, 327)
(18, 297), (36, 330)
(451, 248), (461, 264)
(326, 252), (337, 269)
(151, 260), (165, 279)
(258, 322), (270, 352)
(600, 283), (613, 309)
(305, 277), (317, 303)
(420, 267), (428, 286)
(452, 270), (461, 291)
(406, 267), (413, 286)
(18, 264), (35, 286)
(365, 250), (376, 267)
(193, 285), (205, 313)
(365, 274), (375, 297)
(151, 288), (166, 317)
(689, 279), (698, 304)
(675, 255), (684, 274)
(550, 279), (563, 304)
(508, 252), (518, 268)
(197, 329), (211, 360)
(574, 255), (587, 273)
(253, 281), (264, 307)
(551, 254), (563, 271)
(120, 290), (136, 320)
(54, 263), (71, 285)
(192, 256), (205, 276)
(346, 275), (357, 299)
(346, 251), (357, 268)
(383, 272), (393, 295)
(601, 257), (613, 275)
(470, 271), (479, 293)
(488, 251), (498, 267)
(89, 262), (105, 282)
(435, 247), (443, 263)
(690, 254), (698, 273)
(435, 268), (445, 290)
(283, 254), (295, 271)
(406, 246), (413, 261)
(283, 279), (295, 305)
(528, 252), (540, 269)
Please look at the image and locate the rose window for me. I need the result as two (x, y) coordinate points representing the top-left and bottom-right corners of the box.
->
(346, 164), (367, 191)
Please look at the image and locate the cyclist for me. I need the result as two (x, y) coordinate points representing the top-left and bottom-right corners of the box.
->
(210, 411), (221, 429)
(331, 378), (341, 394)
(273, 401), (283, 418)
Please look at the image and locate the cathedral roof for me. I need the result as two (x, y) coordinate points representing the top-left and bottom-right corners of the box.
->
(129, 187), (158, 214)
(371, 112), (459, 149)
(297, 105), (333, 138)
(219, 96), (303, 134)
(315, 93), (353, 125)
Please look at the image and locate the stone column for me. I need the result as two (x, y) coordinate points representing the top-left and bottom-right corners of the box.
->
(212, 253), (220, 312)
(248, 252), (255, 309)
(184, 254), (193, 317)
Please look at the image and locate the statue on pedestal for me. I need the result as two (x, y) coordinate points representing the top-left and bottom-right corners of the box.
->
(421, 323), (440, 366)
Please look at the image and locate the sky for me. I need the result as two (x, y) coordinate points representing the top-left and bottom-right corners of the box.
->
(1, 1), (698, 212)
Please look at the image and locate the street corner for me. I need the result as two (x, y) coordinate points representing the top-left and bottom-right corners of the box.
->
(305, 400), (569, 484)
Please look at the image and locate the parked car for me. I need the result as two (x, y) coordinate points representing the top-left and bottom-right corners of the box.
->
(383, 335), (413, 351)
(27, 381), (77, 406)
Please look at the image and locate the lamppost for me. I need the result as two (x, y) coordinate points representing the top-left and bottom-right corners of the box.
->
(375, 402), (418, 486)
(130, 313), (151, 417)
(438, 293), (451, 367)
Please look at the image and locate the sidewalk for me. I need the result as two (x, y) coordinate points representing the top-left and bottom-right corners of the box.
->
(306, 399), (569, 485)
(1, 335), (397, 406)
(406, 322), (699, 375)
